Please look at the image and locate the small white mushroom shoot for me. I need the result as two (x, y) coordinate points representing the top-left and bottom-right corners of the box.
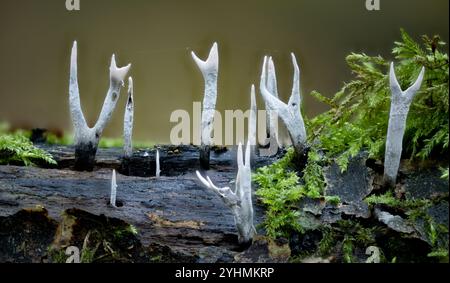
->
(69, 41), (131, 171)
(191, 42), (219, 169)
(110, 169), (117, 208)
(123, 77), (134, 158)
(196, 141), (256, 245)
(259, 54), (307, 159)
(384, 63), (425, 186)
(156, 149), (161, 178)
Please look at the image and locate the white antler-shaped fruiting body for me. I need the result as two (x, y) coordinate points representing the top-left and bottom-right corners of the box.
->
(192, 42), (219, 169)
(156, 149), (161, 178)
(110, 169), (118, 208)
(69, 41), (131, 171)
(259, 53), (307, 156)
(196, 142), (256, 244)
(123, 77), (134, 158)
(384, 63), (425, 186)
(94, 54), (131, 135)
(69, 41), (88, 132)
(265, 57), (280, 147)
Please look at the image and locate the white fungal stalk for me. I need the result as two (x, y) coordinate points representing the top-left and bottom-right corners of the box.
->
(265, 57), (280, 147)
(196, 141), (256, 244)
(156, 149), (161, 178)
(69, 41), (131, 171)
(110, 169), (117, 208)
(384, 63), (425, 186)
(259, 54), (306, 156)
(248, 84), (258, 160)
(192, 42), (219, 169)
(124, 77), (134, 158)
(249, 85), (257, 148)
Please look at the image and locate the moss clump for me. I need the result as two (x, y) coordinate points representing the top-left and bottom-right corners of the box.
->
(441, 168), (449, 180)
(317, 220), (383, 263)
(318, 228), (336, 256)
(254, 146), (342, 240)
(307, 29), (449, 172)
(365, 189), (449, 263)
(365, 191), (431, 210)
(253, 149), (304, 239)
(0, 133), (56, 166)
(427, 249), (449, 263)
(47, 248), (68, 263)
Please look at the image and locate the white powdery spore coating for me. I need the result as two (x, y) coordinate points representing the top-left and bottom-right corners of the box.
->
(124, 77), (134, 158)
(259, 53), (307, 154)
(195, 141), (256, 244)
(156, 149), (161, 178)
(69, 40), (131, 149)
(384, 63), (425, 186)
(249, 85), (257, 147)
(110, 169), (117, 208)
(191, 42), (219, 147)
(265, 57), (279, 145)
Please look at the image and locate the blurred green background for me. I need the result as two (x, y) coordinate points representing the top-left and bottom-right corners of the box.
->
(0, 0), (448, 144)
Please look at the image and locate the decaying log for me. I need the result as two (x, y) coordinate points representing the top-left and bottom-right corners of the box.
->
(0, 146), (273, 260)
(37, 144), (281, 177)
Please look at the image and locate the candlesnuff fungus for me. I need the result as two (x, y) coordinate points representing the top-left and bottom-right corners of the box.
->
(259, 54), (307, 159)
(191, 42), (219, 169)
(249, 85), (257, 151)
(124, 77), (134, 158)
(265, 57), (280, 148)
(196, 142), (256, 244)
(69, 41), (131, 171)
(156, 149), (161, 178)
(110, 169), (117, 208)
(384, 63), (425, 186)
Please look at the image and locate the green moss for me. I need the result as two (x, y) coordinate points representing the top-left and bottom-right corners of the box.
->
(307, 29), (449, 172)
(441, 168), (449, 180)
(0, 133), (56, 166)
(342, 236), (354, 263)
(113, 224), (139, 240)
(317, 220), (381, 263)
(47, 248), (68, 263)
(364, 191), (431, 210)
(301, 148), (326, 198)
(80, 246), (97, 263)
(253, 151), (304, 238)
(127, 224), (139, 235)
(318, 228), (336, 256)
(368, 190), (449, 260)
(253, 147), (340, 239)
(150, 254), (163, 262)
(427, 249), (449, 263)
(324, 196), (341, 206)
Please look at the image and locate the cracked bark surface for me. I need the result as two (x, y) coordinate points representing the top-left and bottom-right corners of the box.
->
(0, 145), (280, 262)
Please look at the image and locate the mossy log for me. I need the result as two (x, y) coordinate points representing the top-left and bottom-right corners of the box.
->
(0, 145), (447, 263)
